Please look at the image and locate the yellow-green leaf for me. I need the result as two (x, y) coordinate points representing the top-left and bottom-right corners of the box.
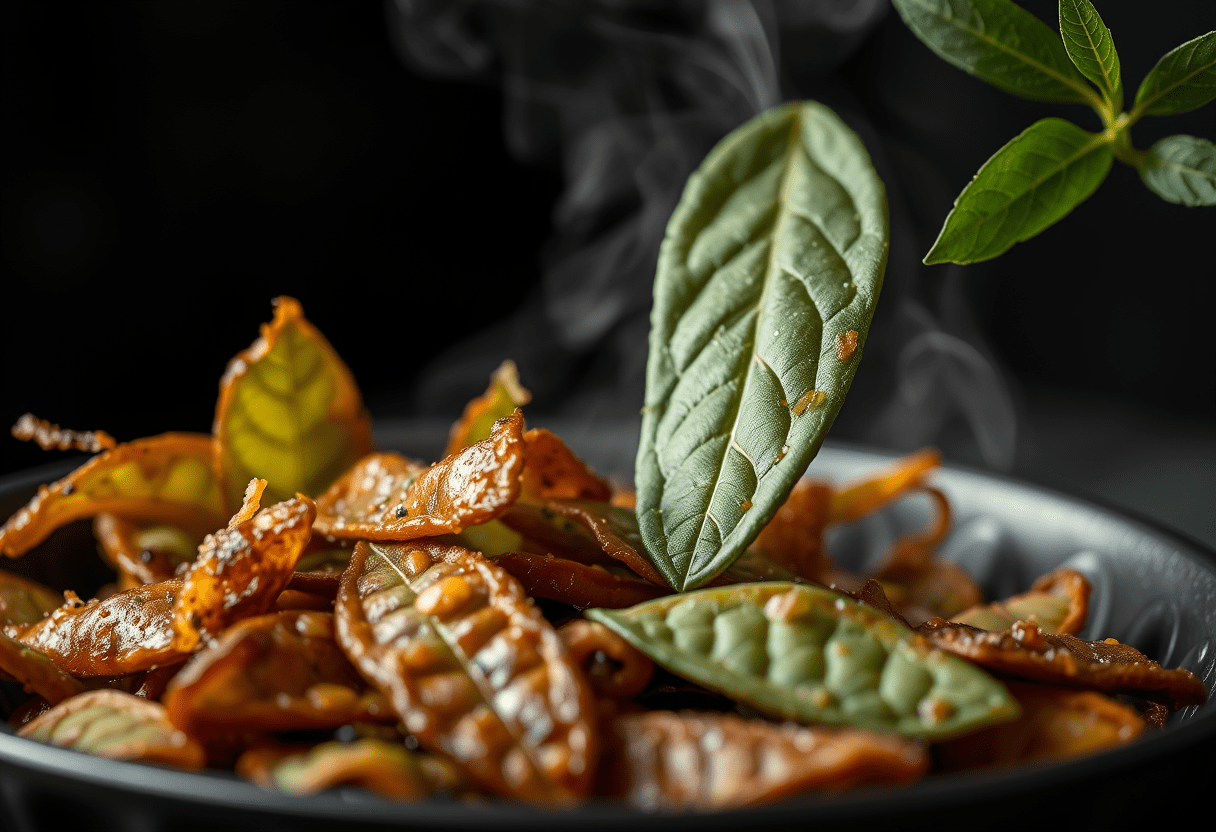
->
(214, 297), (373, 509)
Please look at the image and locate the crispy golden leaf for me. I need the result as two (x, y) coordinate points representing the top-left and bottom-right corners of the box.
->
(335, 540), (599, 804)
(444, 359), (531, 458)
(0, 433), (225, 559)
(314, 411), (525, 541)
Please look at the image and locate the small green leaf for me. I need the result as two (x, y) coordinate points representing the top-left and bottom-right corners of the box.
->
(1133, 31), (1216, 117)
(636, 101), (888, 591)
(891, 0), (1097, 105)
(925, 118), (1113, 264)
(1140, 134), (1216, 206)
(587, 583), (1020, 739)
(1059, 0), (1122, 111)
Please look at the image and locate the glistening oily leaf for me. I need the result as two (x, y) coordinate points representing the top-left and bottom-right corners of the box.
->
(214, 296), (373, 510)
(1140, 134), (1216, 206)
(1133, 31), (1216, 117)
(334, 540), (599, 804)
(925, 118), (1112, 265)
(587, 582), (1019, 740)
(637, 101), (888, 591)
(0, 433), (226, 559)
(891, 0), (1095, 105)
(1058, 0), (1122, 109)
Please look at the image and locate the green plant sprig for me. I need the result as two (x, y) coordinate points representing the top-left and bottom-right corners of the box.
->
(891, 0), (1216, 265)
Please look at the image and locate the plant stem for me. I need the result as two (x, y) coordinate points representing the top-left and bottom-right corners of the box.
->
(1106, 112), (1148, 170)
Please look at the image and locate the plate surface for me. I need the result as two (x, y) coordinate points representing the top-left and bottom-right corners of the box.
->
(1, 441), (1214, 832)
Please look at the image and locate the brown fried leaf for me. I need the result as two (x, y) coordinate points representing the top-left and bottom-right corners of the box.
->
(173, 495), (316, 651)
(16, 582), (186, 677)
(444, 359), (531, 458)
(93, 514), (199, 588)
(334, 540), (599, 804)
(237, 738), (465, 800)
(0, 570), (63, 628)
(915, 618), (1209, 709)
(0, 433), (226, 559)
(18, 688), (204, 769)
(519, 429), (611, 503)
(0, 631), (87, 704)
(164, 610), (389, 735)
(935, 681), (1146, 771)
(596, 710), (928, 811)
(11, 413), (116, 453)
(495, 550), (668, 611)
(953, 567), (1091, 635)
(314, 411), (525, 541)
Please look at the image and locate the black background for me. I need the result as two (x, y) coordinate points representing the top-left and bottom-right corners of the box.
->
(2, 1), (1213, 539)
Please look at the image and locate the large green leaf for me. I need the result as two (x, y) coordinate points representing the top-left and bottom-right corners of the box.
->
(635, 101), (888, 591)
(586, 583), (1019, 739)
(925, 117), (1112, 264)
(891, 0), (1097, 105)
(1058, 0), (1121, 110)
(1133, 31), (1216, 117)
(1140, 134), (1216, 206)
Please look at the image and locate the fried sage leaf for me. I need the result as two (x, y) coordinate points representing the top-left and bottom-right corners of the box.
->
(597, 710), (928, 811)
(18, 688), (204, 769)
(0, 433), (225, 558)
(587, 582), (1018, 739)
(16, 581), (186, 677)
(0, 570), (63, 628)
(238, 738), (465, 800)
(953, 567), (1091, 635)
(173, 495), (316, 651)
(213, 296), (373, 510)
(0, 631), (87, 705)
(934, 680), (1145, 771)
(314, 411), (525, 541)
(334, 540), (598, 804)
(636, 100), (888, 591)
(916, 618), (1209, 709)
(444, 359), (532, 457)
(164, 610), (389, 735)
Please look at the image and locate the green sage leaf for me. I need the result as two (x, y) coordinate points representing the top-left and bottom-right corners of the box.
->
(636, 101), (888, 591)
(1133, 30), (1216, 117)
(891, 0), (1096, 105)
(1140, 134), (1216, 206)
(1058, 0), (1122, 110)
(925, 117), (1112, 264)
(587, 582), (1020, 739)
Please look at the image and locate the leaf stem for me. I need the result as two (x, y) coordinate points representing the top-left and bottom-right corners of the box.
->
(1106, 112), (1149, 170)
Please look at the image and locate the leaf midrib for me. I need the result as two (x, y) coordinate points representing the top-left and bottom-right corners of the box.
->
(1060, 0), (1118, 99)
(903, 0), (1100, 107)
(686, 114), (803, 586)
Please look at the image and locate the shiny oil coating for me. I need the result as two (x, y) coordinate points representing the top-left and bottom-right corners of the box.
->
(164, 610), (389, 734)
(334, 540), (598, 804)
(598, 709), (928, 811)
(314, 411), (524, 541)
(16, 581), (186, 677)
(915, 618), (1209, 708)
(172, 495), (316, 651)
(18, 688), (204, 769)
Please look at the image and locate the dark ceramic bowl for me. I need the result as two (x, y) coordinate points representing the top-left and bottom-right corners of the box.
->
(1, 438), (1213, 832)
